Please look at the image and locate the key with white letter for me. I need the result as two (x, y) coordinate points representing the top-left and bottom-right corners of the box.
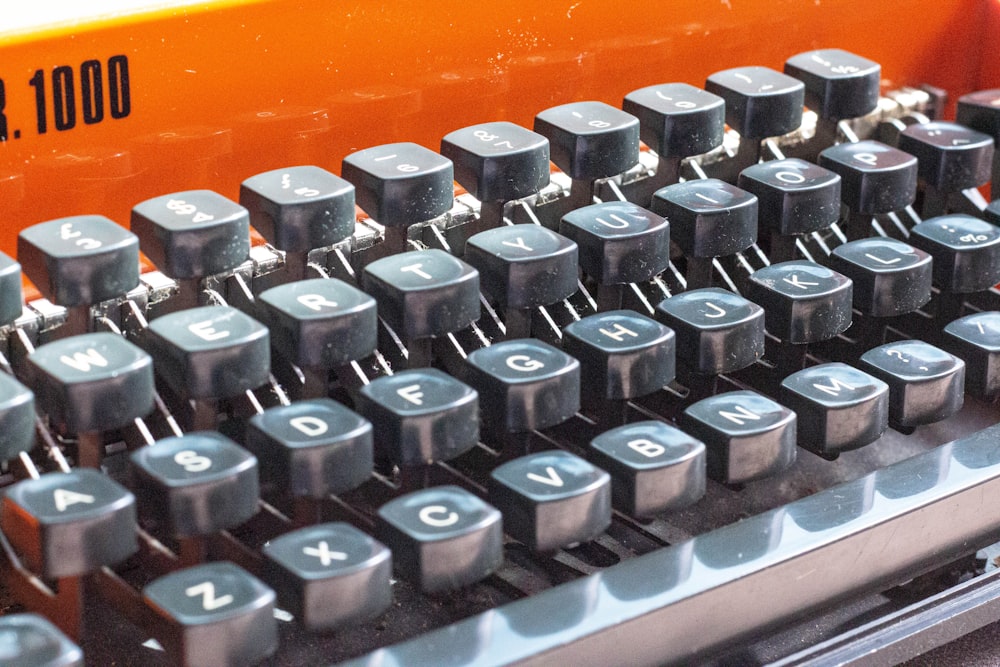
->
(490, 450), (611, 552)
(376, 485), (502, 592)
(142, 562), (277, 667)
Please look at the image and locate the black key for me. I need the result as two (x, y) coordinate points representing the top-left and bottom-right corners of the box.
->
(679, 390), (797, 484)
(26, 332), (154, 433)
(745, 261), (852, 344)
(257, 277), (377, 369)
(464, 224), (577, 337)
(909, 214), (1000, 293)
(858, 341), (965, 428)
(245, 399), (373, 499)
(780, 362), (889, 458)
(355, 369), (478, 466)
(341, 142), (454, 227)
(622, 83), (725, 159)
(0, 613), (83, 667)
(898, 121), (994, 193)
(440, 121), (550, 204)
(129, 433), (258, 538)
(240, 165), (355, 251)
(533, 101), (640, 180)
(361, 249), (480, 340)
(0, 469), (137, 578)
(375, 485), (503, 592)
(18, 215), (139, 307)
(0, 251), (24, 328)
(463, 339), (580, 435)
(650, 179), (758, 259)
(818, 140), (918, 215)
(654, 288), (764, 375)
(986, 199), (1000, 226)
(956, 89), (1000, 140)
(558, 202), (670, 286)
(0, 372), (34, 463)
(943, 312), (1000, 400)
(139, 305), (270, 400)
(464, 224), (578, 309)
(783, 49), (881, 120)
(130, 190), (250, 279)
(142, 561), (277, 667)
(828, 238), (933, 316)
(704, 66), (804, 139)
(489, 450), (611, 552)
(589, 420), (705, 518)
(737, 158), (841, 237)
(262, 522), (392, 631)
(562, 310), (675, 401)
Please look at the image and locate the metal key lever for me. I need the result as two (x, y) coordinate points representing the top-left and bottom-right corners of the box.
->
(340, 422), (1000, 667)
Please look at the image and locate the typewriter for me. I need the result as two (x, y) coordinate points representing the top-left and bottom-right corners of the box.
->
(3, 0), (1000, 664)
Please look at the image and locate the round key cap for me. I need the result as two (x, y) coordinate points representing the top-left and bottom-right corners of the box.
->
(0, 373), (34, 463)
(745, 261), (853, 344)
(26, 332), (154, 433)
(245, 399), (373, 499)
(139, 306), (270, 399)
(440, 121), (550, 204)
(18, 215), (140, 307)
(129, 433), (259, 538)
(909, 214), (1000, 293)
(464, 224), (578, 309)
(943, 312), (1000, 400)
(828, 238), (932, 317)
(655, 288), (764, 375)
(705, 66), (804, 139)
(737, 158), (841, 236)
(533, 101), (640, 180)
(362, 249), (480, 341)
(256, 278), (377, 370)
(622, 83), (725, 159)
(562, 310), (675, 401)
(1, 469), (137, 578)
(780, 363), (889, 457)
(818, 140), (918, 215)
(0, 613), (83, 667)
(957, 89), (1000, 136)
(341, 142), (454, 227)
(142, 562), (277, 667)
(0, 251), (24, 328)
(783, 49), (881, 120)
(679, 390), (797, 484)
(463, 339), (580, 435)
(355, 369), (479, 466)
(240, 165), (356, 252)
(859, 341), (965, 428)
(262, 522), (392, 631)
(131, 190), (250, 279)
(897, 121), (994, 192)
(650, 179), (757, 258)
(376, 485), (503, 592)
(489, 450), (611, 552)
(589, 421), (705, 518)
(559, 202), (670, 286)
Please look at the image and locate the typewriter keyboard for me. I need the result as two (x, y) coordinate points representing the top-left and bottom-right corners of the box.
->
(5, 48), (1000, 666)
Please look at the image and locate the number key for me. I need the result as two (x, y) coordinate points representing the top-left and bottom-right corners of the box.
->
(441, 121), (550, 204)
(131, 190), (250, 280)
(784, 49), (881, 120)
(622, 82), (725, 159)
(533, 101), (640, 180)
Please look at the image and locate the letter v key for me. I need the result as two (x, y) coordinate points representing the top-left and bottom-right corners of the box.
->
(526, 466), (564, 487)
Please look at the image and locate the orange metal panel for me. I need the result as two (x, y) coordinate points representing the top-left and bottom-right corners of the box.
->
(0, 0), (994, 255)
